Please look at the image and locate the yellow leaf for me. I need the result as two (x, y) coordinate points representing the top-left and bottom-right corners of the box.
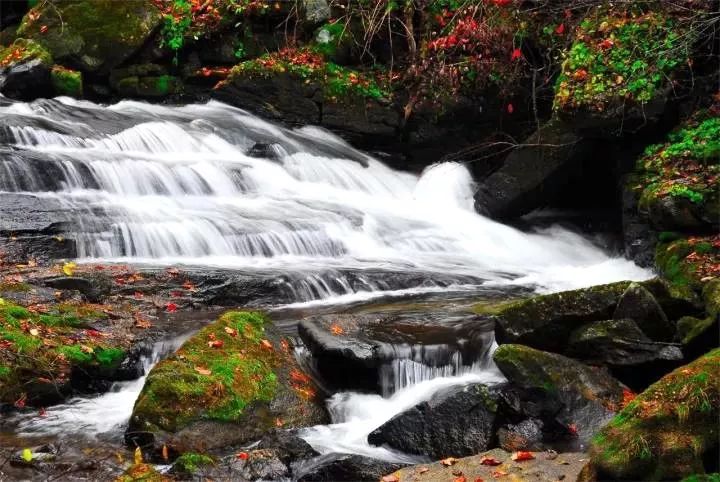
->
(22, 448), (33, 462)
(0, 298), (4, 305)
(29, 328), (39, 336)
(62, 262), (77, 276)
(134, 446), (143, 465)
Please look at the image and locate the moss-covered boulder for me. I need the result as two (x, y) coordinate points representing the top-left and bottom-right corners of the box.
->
(636, 112), (720, 232)
(17, 0), (161, 73)
(613, 282), (674, 341)
(590, 348), (720, 480)
(0, 298), (127, 406)
(656, 235), (720, 291)
(493, 344), (625, 443)
(554, 7), (689, 133)
(126, 311), (326, 456)
(493, 281), (630, 351)
(50, 65), (82, 97)
(0, 38), (54, 99)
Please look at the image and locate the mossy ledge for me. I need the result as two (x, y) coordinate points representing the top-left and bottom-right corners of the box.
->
(590, 348), (720, 480)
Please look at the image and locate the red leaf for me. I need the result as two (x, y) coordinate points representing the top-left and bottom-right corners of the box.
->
(555, 23), (565, 35)
(480, 456), (502, 466)
(511, 451), (535, 462)
(506, 103), (514, 114)
(236, 451), (249, 460)
(208, 340), (224, 348)
(38, 407), (47, 417)
(14, 394), (26, 409)
(510, 48), (522, 61)
(454, 477), (466, 482)
(568, 423), (578, 436)
(134, 291), (144, 299)
(260, 339), (273, 350)
(40, 25), (48, 34)
(165, 302), (178, 313)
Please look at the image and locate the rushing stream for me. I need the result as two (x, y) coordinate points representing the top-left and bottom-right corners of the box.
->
(0, 96), (651, 470)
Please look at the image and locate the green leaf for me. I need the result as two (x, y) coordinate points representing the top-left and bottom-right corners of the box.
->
(22, 448), (33, 462)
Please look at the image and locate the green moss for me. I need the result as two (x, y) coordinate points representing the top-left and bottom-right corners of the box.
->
(131, 311), (281, 432)
(51, 65), (82, 97)
(0, 38), (52, 68)
(0, 365), (11, 378)
(313, 21), (349, 58)
(555, 9), (687, 111)
(590, 349), (720, 480)
(681, 475), (720, 482)
(57, 345), (94, 364)
(174, 453), (215, 473)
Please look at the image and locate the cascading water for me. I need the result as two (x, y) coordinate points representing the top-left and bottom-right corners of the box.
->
(0, 96), (649, 304)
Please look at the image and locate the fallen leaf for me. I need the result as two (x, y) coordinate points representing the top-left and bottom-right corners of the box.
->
(134, 447), (143, 465)
(474, 478), (485, 482)
(330, 323), (344, 335)
(194, 366), (212, 376)
(568, 423), (578, 436)
(512, 451), (535, 462)
(261, 339), (273, 350)
(134, 291), (144, 299)
(506, 103), (514, 114)
(208, 340), (224, 348)
(454, 477), (466, 482)
(440, 457), (458, 466)
(14, 394), (26, 409)
(418, 467), (429, 474)
(491, 470), (508, 477)
(480, 456), (502, 466)
(381, 475), (399, 482)
(62, 262), (77, 276)
(236, 452), (249, 460)
(22, 448), (33, 462)
(275, 417), (284, 427)
(39, 25), (48, 33)
(224, 326), (238, 337)
(29, 328), (39, 336)
(38, 407), (47, 417)
(165, 302), (178, 313)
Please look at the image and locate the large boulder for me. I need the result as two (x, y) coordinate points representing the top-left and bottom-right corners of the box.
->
(567, 318), (683, 390)
(125, 311), (327, 456)
(476, 118), (597, 219)
(367, 383), (501, 459)
(17, 0), (162, 73)
(590, 348), (720, 480)
(0, 39), (54, 100)
(296, 454), (410, 482)
(613, 282), (675, 341)
(492, 281), (630, 352)
(493, 344), (625, 444)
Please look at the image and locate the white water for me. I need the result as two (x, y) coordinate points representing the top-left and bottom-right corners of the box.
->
(0, 97), (650, 303)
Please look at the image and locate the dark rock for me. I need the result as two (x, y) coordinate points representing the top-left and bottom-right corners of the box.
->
(247, 142), (281, 160)
(566, 318), (683, 390)
(476, 118), (598, 220)
(178, 449), (289, 481)
(613, 282), (674, 341)
(10, 444), (58, 468)
(676, 315), (719, 360)
(493, 281), (630, 352)
(302, 0), (332, 25)
(368, 383), (500, 459)
(646, 194), (712, 232)
(257, 429), (320, 465)
(493, 344), (625, 445)
(296, 454), (410, 482)
(640, 277), (704, 321)
(0, 57), (53, 100)
(621, 174), (656, 267)
(497, 418), (545, 452)
(44, 274), (112, 303)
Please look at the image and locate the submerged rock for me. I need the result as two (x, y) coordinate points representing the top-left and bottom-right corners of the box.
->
(493, 344), (625, 444)
(296, 454), (410, 482)
(368, 383), (501, 459)
(126, 311), (327, 456)
(492, 281), (630, 352)
(388, 448), (590, 482)
(590, 348), (720, 480)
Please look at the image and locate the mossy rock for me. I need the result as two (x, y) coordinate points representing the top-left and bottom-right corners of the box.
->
(117, 462), (168, 482)
(681, 475), (720, 482)
(50, 65), (82, 97)
(492, 281), (631, 351)
(126, 311), (326, 456)
(0, 38), (53, 67)
(656, 236), (720, 291)
(17, 0), (161, 73)
(590, 348), (720, 480)
(493, 344), (625, 442)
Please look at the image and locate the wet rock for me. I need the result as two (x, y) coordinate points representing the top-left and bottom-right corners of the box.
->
(590, 348), (720, 480)
(389, 448), (590, 482)
(196, 275), (287, 306)
(44, 274), (112, 303)
(567, 318), (683, 390)
(247, 142), (282, 160)
(476, 118), (598, 220)
(641, 276), (704, 321)
(498, 418), (545, 452)
(493, 344), (625, 444)
(614, 282), (674, 342)
(677, 315), (719, 360)
(296, 453), (410, 482)
(622, 173), (657, 268)
(17, 0), (162, 73)
(368, 383), (501, 459)
(302, 0), (332, 25)
(0, 39), (54, 100)
(126, 311), (327, 456)
(493, 281), (630, 352)
(298, 313), (494, 392)
(257, 429), (320, 465)
(174, 450), (289, 481)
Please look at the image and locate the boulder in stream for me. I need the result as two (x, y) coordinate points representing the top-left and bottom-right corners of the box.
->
(0, 39), (54, 100)
(126, 311), (327, 457)
(613, 282), (675, 341)
(296, 453), (410, 482)
(368, 383), (502, 459)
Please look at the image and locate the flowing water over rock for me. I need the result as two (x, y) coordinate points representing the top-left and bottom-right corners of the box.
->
(0, 95), (652, 475)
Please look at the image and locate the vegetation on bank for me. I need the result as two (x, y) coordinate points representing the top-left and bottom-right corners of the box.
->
(0, 298), (125, 405)
(590, 348), (720, 480)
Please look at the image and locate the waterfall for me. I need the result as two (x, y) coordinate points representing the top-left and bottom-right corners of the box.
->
(0, 97), (650, 303)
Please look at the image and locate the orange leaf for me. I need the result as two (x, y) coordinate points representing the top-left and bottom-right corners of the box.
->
(440, 457), (458, 466)
(162, 445), (169, 461)
(208, 340), (224, 348)
(261, 339), (273, 350)
(224, 326), (238, 337)
(330, 323), (344, 335)
(194, 366), (212, 376)
(480, 456), (501, 466)
(381, 475), (399, 482)
(491, 470), (508, 477)
(511, 451), (535, 462)
(236, 452), (249, 460)
(454, 477), (466, 482)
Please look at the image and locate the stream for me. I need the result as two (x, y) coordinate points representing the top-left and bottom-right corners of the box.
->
(0, 96), (651, 477)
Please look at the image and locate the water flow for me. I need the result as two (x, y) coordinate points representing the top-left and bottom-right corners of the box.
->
(0, 97), (650, 303)
(10, 334), (191, 438)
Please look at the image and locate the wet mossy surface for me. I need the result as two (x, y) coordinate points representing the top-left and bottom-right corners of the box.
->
(50, 65), (82, 97)
(173, 452), (215, 474)
(0, 38), (52, 68)
(590, 348), (720, 480)
(656, 235), (720, 291)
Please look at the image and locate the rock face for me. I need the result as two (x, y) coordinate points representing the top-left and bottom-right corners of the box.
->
(497, 418), (545, 452)
(590, 348), (720, 480)
(17, 0), (161, 73)
(296, 454), (410, 482)
(567, 318), (683, 390)
(388, 448), (590, 482)
(126, 311), (327, 456)
(492, 281), (630, 352)
(368, 383), (501, 459)
(493, 344), (625, 444)
(476, 118), (597, 219)
(614, 282), (675, 341)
